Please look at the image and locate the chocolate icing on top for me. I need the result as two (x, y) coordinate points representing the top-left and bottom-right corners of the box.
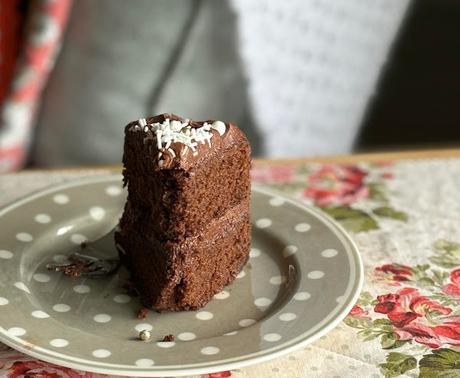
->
(126, 113), (240, 170)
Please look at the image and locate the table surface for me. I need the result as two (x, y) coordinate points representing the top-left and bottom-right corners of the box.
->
(1, 148), (460, 378)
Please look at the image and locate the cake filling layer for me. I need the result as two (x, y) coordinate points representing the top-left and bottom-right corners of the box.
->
(116, 200), (250, 311)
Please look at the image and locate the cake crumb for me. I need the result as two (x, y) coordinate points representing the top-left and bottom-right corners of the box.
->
(162, 334), (175, 342)
(139, 329), (151, 341)
(137, 308), (149, 319)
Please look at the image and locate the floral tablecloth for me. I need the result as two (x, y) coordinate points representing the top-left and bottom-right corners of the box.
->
(1, 157), (460, 378)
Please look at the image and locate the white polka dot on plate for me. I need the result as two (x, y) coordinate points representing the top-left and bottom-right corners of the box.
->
(73, 285), (90, 294)
(0, 297), (9, 305)
(31, 310), (49, 318)
(236, 270), (246, 279)
(157, 341), (175, 348)
(279, 313), (297, 321)
(264, 333), (282, 342)
(224, 331), (238, 336)
(93, 314), (111, 323)
(53, 304), (70, 312)
(269, 197), (285, 207)
(7, 327), (26, 337)
(33, 273), (50, 283)
(269, 275), (287, 285)
(255, 218), (272, 228)
(238, 319), (256, 327)
(282, 245), (298, 258)
(53, 194), (69, 204)
(34, 214), (51, 224)
(113, 294), (131, 304)
(196, 311), (213, 320)
(294, 291), (311, 301)
(321, 248), (338, 258)
(70, 234), (87, 244)
(0, 250), (13, 259)
(177, 332), (196, 341)
(14, 282), (30, 293)
(254, 297), (272, 307)
(295, 223), (311, 232)
(213, 291), (230, 300)
(135, 359), (154, 367)
(92, 349), (111, 358)
(135, 323), (153, 332)
(105, 185), (122, 196)
(201, 346), (220, 355)
(16, 233), (33, 242)
(307, 271), (325, 279)
(89, 206), (106, 221)
(249, 248), (261, 258)
(50, 338), (68, 347)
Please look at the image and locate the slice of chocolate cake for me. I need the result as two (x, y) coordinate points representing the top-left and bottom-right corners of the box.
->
(115, 113), (251, 311)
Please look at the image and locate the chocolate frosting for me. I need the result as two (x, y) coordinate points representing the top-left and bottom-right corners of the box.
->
(126, 113), (245, 170)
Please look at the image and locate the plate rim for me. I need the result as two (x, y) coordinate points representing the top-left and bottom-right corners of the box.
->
(0, 175), (363, 377)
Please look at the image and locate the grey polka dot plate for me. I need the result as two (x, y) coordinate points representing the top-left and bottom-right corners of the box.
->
(0, 176), (363, 377)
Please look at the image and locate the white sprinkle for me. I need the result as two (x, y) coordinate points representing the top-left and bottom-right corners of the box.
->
(143, 126), (149, 132)
(168, 148), (176, 158)
(147, 118), (220, 164)
(156, 131), (162, 149)
(158, 160), (164, 167)
(138, 118), (147, 127)
(170, 120), (182, 131)
(182, 146), (189, 156)
(211, 121), (226, 136)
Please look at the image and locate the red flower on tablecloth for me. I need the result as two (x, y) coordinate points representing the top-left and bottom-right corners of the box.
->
(303, 165), (369, 206)
(373, 287), (460, 348)
(442, 268), (460, 298)
(348, 305), (369, 317)
(6, 359), (84, 377)
(250, 165), (295, 184)
(381, 172), (394, 179)
(375, 264), (413, 286)
(202, 371), (232, 378)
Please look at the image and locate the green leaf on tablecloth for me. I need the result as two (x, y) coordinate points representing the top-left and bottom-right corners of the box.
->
(322, 206), (379, 232)
(379, 352), (417, 378)
(413, 264), (430, 273)
(295, 164), (312, 175)
(432, 270), (449, 286)
(356, 291), (375, 307)
(368, 182), (388, 202)
(419, 348), (460, 378)
(380, 333), (407, 350)
(373, 318), (393, 326)
(430, 239), (460, 269)
(372, 206), (408, 221)
(417, 277), (436, 287)
(362, 332), (381, 341)
(344, 316), (372, 329)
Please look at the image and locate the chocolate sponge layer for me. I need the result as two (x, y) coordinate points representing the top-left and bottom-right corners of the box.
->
(116, 201), (250, 311)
